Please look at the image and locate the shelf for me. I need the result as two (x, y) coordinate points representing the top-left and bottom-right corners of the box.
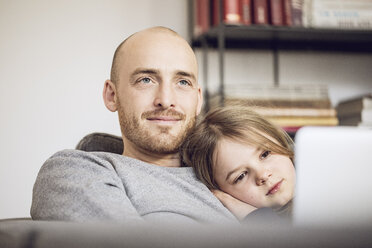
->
(192, 25), (372, 52)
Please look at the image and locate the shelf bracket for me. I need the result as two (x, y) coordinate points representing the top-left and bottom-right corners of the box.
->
(218, 0), (225, 107)
(273, 42), (279, 87)
(201, 36), (210, 112)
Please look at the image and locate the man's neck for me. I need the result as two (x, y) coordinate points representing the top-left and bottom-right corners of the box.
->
(122, 141), (181, 167)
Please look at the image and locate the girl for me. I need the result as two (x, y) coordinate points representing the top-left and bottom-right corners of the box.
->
(181, 104), (296, 221)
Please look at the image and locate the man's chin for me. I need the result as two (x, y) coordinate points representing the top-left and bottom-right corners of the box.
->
(143, 134), (181, 154)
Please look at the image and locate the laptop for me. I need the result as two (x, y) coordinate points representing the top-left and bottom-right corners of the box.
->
(293, 126), (372, 227)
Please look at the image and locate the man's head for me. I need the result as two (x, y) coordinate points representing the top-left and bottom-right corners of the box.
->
(103, 27), (203, 165)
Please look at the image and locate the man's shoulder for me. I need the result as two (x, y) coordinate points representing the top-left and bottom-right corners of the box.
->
(49, 149), (119, 160)
(42, 149), (124, 171)
(43, 149), (149, 171)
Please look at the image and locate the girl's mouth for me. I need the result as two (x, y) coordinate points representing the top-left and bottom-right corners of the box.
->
(266, 179), (283, 195)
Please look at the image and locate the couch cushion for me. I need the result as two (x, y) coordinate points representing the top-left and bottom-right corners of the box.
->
(75, 133), (123, 154)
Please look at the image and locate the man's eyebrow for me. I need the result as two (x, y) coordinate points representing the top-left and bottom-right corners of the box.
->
(175, 71), (196, 81)
(131, 68), (160, 77)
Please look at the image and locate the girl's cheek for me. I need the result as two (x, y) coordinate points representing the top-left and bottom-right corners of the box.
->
(240, 191), (260, 207)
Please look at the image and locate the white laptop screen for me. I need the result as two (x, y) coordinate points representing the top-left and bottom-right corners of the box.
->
(293, 126), (372, 227)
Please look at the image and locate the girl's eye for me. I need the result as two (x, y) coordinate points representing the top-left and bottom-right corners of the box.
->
(260, 150), (271, 160)
(234, 171), (247, 184)
(178, 80), (191, 86)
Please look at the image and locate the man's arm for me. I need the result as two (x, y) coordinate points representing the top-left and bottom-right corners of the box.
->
(31, 150), (143, 222)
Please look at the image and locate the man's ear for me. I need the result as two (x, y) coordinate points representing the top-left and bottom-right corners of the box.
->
(196, 86), (203, 115)
(103, 80), (118, 112)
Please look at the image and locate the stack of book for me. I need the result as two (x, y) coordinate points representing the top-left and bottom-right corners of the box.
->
(337, 94), (372, 127)
(192, 0), (372, 37)
(210, 84), (338, 136)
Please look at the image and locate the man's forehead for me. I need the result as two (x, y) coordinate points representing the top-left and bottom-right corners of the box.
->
(120, 28), (179, 52)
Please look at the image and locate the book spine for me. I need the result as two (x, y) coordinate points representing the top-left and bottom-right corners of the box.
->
(194, 0), (210, 36)
(254, 107), (336, 117)
(291, 0), (303, 26)
(213, 0), (219, 26)
(241, 0), (252, 25)
(253, 0), (269, 24)
(282, 0), (293, 26)
(302, 0), (312, 27)
(213, 0), (242, 26)
(269, 0), (284, 26)
(224, 0), (242, 24)
(268, 116), (339, 127)
(224, 98), (332, 109)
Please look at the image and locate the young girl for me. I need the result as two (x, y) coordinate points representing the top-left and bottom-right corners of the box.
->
(181, 104), (296, 221)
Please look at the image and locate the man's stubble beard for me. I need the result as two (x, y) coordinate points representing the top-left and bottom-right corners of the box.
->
(117, 105), (196, 154)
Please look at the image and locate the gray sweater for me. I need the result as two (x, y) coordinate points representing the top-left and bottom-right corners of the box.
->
(31, 150), (238, 224)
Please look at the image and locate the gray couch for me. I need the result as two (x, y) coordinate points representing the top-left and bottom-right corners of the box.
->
(1, 133), (372, 247)
(1, 218), (372, 248)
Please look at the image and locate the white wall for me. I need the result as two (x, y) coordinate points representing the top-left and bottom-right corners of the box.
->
(1, 0), (371, 219)
(0, 0), (188, 219)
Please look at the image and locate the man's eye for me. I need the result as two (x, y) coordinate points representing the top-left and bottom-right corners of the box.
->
(234, 172), (247, 184)
(178, 80), (191, 86)
(260, 150), (271, 160)
(140, 78), (151, 84)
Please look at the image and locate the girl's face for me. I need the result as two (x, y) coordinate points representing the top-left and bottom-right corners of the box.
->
(213, 138), (296, 210)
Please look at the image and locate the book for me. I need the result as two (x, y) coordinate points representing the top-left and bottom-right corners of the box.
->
(338, 109), (372, 126)
(267, 116), (339, 127)
(302, 0), (312, 27)
(241, 0), (252, 25)
(336, 94), (372, 117)
(269, 0), (284, 26)
(283, 0), (293, 26)
(253, 0), (269, 25)
(213, 0), (242, 26)
(223, 98), (332, 109)
(252, 106), (336, 117)
(193, 0), (211, 36)
(291, 0), (304, 26)
(311, 0), (372, 29)
(223, 84), (330, 101)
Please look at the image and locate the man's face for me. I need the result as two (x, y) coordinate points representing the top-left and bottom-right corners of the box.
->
(115, 31), (202, 155)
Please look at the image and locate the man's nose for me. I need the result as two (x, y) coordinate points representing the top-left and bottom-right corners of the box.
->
(153, 83), (176, 109)
(255, 168), (272, 186)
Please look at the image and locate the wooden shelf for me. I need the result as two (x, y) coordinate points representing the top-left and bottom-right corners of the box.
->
(192, 25), (372, 52)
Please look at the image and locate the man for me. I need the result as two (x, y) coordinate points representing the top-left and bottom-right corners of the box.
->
(31, 27), (238, 224)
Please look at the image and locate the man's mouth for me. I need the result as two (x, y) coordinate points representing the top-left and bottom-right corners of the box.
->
(146, 116), (181, 122)
(266, 179), (283, 196)
(143, 110), (185, 123)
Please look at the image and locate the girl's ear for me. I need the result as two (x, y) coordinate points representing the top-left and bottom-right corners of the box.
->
(103, 80), (118, 112)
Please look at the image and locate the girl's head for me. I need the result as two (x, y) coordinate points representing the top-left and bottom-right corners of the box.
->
(181, 105), (296, 210)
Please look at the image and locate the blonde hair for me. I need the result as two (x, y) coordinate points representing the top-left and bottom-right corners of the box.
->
(181, 104), (294, 189)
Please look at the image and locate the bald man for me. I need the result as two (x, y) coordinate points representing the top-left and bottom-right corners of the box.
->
(31, 27), (238, 224)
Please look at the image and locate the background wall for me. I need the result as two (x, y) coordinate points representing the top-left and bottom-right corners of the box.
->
(0, 0), (371, 219)
(0, 0), (188, 219)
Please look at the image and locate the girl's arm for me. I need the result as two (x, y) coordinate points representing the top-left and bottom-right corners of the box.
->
(212, 189), (257, 221)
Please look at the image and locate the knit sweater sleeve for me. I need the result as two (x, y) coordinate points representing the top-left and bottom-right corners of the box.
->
(31, 150), (143, 223)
